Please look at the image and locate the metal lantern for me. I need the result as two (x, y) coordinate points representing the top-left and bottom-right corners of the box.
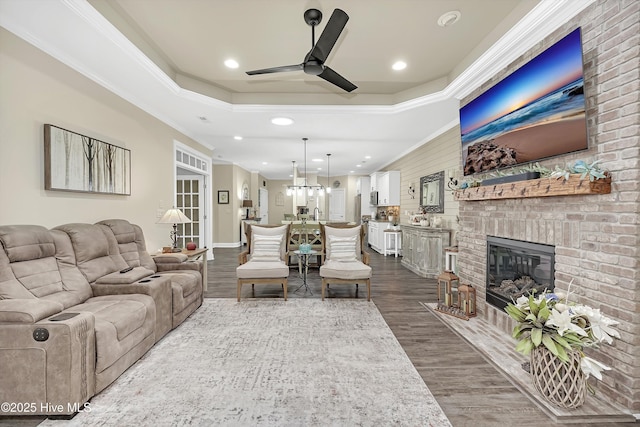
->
(457, 283), (477, 317)
(436, 271), (459, 308)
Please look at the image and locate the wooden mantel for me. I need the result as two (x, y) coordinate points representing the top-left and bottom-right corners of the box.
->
(454, 174), (611, 201)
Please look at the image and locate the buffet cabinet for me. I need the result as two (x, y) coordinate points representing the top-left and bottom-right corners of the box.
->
(400, 225), (451, 278)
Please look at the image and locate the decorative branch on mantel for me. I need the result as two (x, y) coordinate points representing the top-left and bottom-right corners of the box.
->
(454, 174), (611, 201)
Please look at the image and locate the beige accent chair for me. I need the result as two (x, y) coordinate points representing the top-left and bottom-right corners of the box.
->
(319, 224), (372, 301)
(237, 224), (290, 301)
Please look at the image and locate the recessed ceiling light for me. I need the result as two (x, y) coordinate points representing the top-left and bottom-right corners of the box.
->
(365, 155), (371, 159)
(437, 10), (461, 27)
(271, 117), (294, 126)
(311, 158), (323, 162)
(349, 170), (354, 173)
(262, 162), (268, 165)
(224, 59), (239, 69)
(356, 164), (362, 168)
(317, 167), (322, 170)
(392, 61), (407, 71)
(234, 136), (243, 141)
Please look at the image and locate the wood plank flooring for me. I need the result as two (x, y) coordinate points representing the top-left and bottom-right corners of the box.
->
(207, 247), (635, 427)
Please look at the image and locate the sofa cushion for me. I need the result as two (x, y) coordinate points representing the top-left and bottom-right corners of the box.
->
(0, 225), (55, 263)
(236, 261), (289, 279)
(54, 224), (125, 283)
(320, 260), (372, 280)
(72, 294), (155, 373)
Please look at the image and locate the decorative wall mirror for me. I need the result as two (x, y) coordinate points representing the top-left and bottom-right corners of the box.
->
(420, 171), (445, 213)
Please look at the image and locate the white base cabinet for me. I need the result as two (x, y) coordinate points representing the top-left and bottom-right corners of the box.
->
(368, 220), (390, 254)
(400, 225), (451, 278)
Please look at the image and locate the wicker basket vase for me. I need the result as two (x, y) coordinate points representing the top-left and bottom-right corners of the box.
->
(530, 346), (586, 409)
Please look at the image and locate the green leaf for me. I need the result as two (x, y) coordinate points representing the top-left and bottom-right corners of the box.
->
(538, 306), (550, 322)
(525, 313), (537, 322)
(551, 334), (572, 350)
(542, 334), (559, 356)
(515, 338), (534, 355)
(531, 328), (542, 346)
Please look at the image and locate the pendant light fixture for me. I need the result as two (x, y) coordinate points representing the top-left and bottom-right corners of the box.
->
(286, 138), (324, 195)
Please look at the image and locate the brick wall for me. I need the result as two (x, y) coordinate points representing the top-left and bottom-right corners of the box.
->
(456, 0), (639, 412)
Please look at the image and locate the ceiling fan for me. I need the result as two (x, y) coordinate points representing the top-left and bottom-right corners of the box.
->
(246, 8), (357, 93)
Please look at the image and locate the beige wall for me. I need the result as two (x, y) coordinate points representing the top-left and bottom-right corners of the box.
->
(0, 29), (211, 251)
(267, 180), (290, 224)
(384, 127), (461, 234)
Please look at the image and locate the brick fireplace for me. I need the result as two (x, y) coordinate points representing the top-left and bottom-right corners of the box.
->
(454, 0), (639, 413)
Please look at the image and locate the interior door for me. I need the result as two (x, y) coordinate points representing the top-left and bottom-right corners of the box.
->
(259, 188), (269, 224)
(329, 188), (346, 221)
(176, 175), (204, 248)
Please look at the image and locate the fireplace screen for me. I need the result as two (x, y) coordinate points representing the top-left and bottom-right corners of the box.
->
(486, 236), (555, 309)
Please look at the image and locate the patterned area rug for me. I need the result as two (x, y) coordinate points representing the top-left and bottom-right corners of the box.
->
(42, 299), (451, 426)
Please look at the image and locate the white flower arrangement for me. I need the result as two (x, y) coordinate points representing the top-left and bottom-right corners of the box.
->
(504, 280), (620, 381)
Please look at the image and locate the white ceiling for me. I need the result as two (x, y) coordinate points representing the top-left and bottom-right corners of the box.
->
(0, 0), (594, 179)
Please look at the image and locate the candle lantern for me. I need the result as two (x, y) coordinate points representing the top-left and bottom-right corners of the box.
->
(457, 283), (477, 317)
(436, 271), (459, 309)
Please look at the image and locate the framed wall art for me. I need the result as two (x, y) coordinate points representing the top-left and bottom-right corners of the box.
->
(218, 190), (229, 204)
(44, 124), (131, 195)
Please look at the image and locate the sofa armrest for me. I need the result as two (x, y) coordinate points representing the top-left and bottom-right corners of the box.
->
(0, 299), (64, 323)
(153, 253), (188, 264)
(0, 312), (96, 415)
(238, 251), (249, 265)
(91, 275), (172, 341)
(155, 261), (201, 273)
(362, 251), (370, 265)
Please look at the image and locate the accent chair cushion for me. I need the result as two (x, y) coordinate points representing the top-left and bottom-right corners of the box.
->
(320, 260), (372, 280)
(236, 261), (289, 279)
(251, 235), (283, 262)
(250, 225), (288, 260)
(327, 235), (358, 262)
(324, 225), (362, 261)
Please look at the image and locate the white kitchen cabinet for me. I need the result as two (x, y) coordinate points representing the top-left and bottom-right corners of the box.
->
(368, 220), (391, 254)
(377, 171), (400, 206)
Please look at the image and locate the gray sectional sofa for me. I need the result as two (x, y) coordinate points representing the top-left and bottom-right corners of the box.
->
(0, 219), (203, 417)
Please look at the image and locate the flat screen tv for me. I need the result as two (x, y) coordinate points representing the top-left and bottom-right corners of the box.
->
(460, 27), (588, 176)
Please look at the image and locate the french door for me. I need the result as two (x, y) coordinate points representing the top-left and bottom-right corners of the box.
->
(176, 175), (204, 248)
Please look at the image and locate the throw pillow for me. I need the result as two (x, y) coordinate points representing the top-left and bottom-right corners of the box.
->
(251, 235), (283, 262)
(328, 235), (358, 262)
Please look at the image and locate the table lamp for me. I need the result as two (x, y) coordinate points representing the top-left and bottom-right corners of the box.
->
(157, 207), (192, 252)
(242, 200), (253, 219)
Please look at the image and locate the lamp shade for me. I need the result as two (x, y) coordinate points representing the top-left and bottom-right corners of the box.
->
(158, 208), (192, 224)
(242, 200), (253, 208)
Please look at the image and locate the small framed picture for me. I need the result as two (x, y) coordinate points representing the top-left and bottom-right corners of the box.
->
(218, 190), (229, 204)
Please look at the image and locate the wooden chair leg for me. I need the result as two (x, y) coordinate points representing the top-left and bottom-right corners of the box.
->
(237, 280), (242, 302)
(283, 278), (288, 301)
(367, 279), (371, 301)
(321, 279), (326, 301)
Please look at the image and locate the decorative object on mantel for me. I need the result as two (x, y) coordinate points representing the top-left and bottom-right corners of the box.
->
(504, 281), (620, 409)
(481, 171), (540, 186)
(455, 173), (611, 201)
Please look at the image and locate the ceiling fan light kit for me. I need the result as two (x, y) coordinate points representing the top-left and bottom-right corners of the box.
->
(246, 8), (357, 92)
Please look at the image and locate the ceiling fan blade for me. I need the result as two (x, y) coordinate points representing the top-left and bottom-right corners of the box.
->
(246, 64), (303, 75)
(318, 66), (357, 92)
(309, 9), (348, 63)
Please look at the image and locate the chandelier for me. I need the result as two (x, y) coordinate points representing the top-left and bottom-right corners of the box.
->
(286, 138), (325, 196)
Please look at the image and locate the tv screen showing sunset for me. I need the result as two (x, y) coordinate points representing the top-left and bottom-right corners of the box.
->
(460, 27), (587, 175)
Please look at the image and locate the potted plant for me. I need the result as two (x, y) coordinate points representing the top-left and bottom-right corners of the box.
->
(504, 281), (620, 408)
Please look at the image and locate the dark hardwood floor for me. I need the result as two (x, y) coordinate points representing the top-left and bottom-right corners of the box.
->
(207, 247), (635, 427)
(2, 249), (633, 427)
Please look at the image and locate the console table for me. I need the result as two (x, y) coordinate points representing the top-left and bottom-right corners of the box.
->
(399, 225), (451, 278)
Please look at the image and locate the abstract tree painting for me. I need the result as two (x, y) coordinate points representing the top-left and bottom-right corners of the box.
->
(44, 124), (131, 195)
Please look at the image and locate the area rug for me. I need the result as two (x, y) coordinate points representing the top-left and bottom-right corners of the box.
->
(41, 299), (451, 426)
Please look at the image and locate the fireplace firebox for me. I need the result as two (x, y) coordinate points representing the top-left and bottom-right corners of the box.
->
(486, 236), (555, 309)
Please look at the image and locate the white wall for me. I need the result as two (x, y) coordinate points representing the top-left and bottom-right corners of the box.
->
(0, 29), (211, 251)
